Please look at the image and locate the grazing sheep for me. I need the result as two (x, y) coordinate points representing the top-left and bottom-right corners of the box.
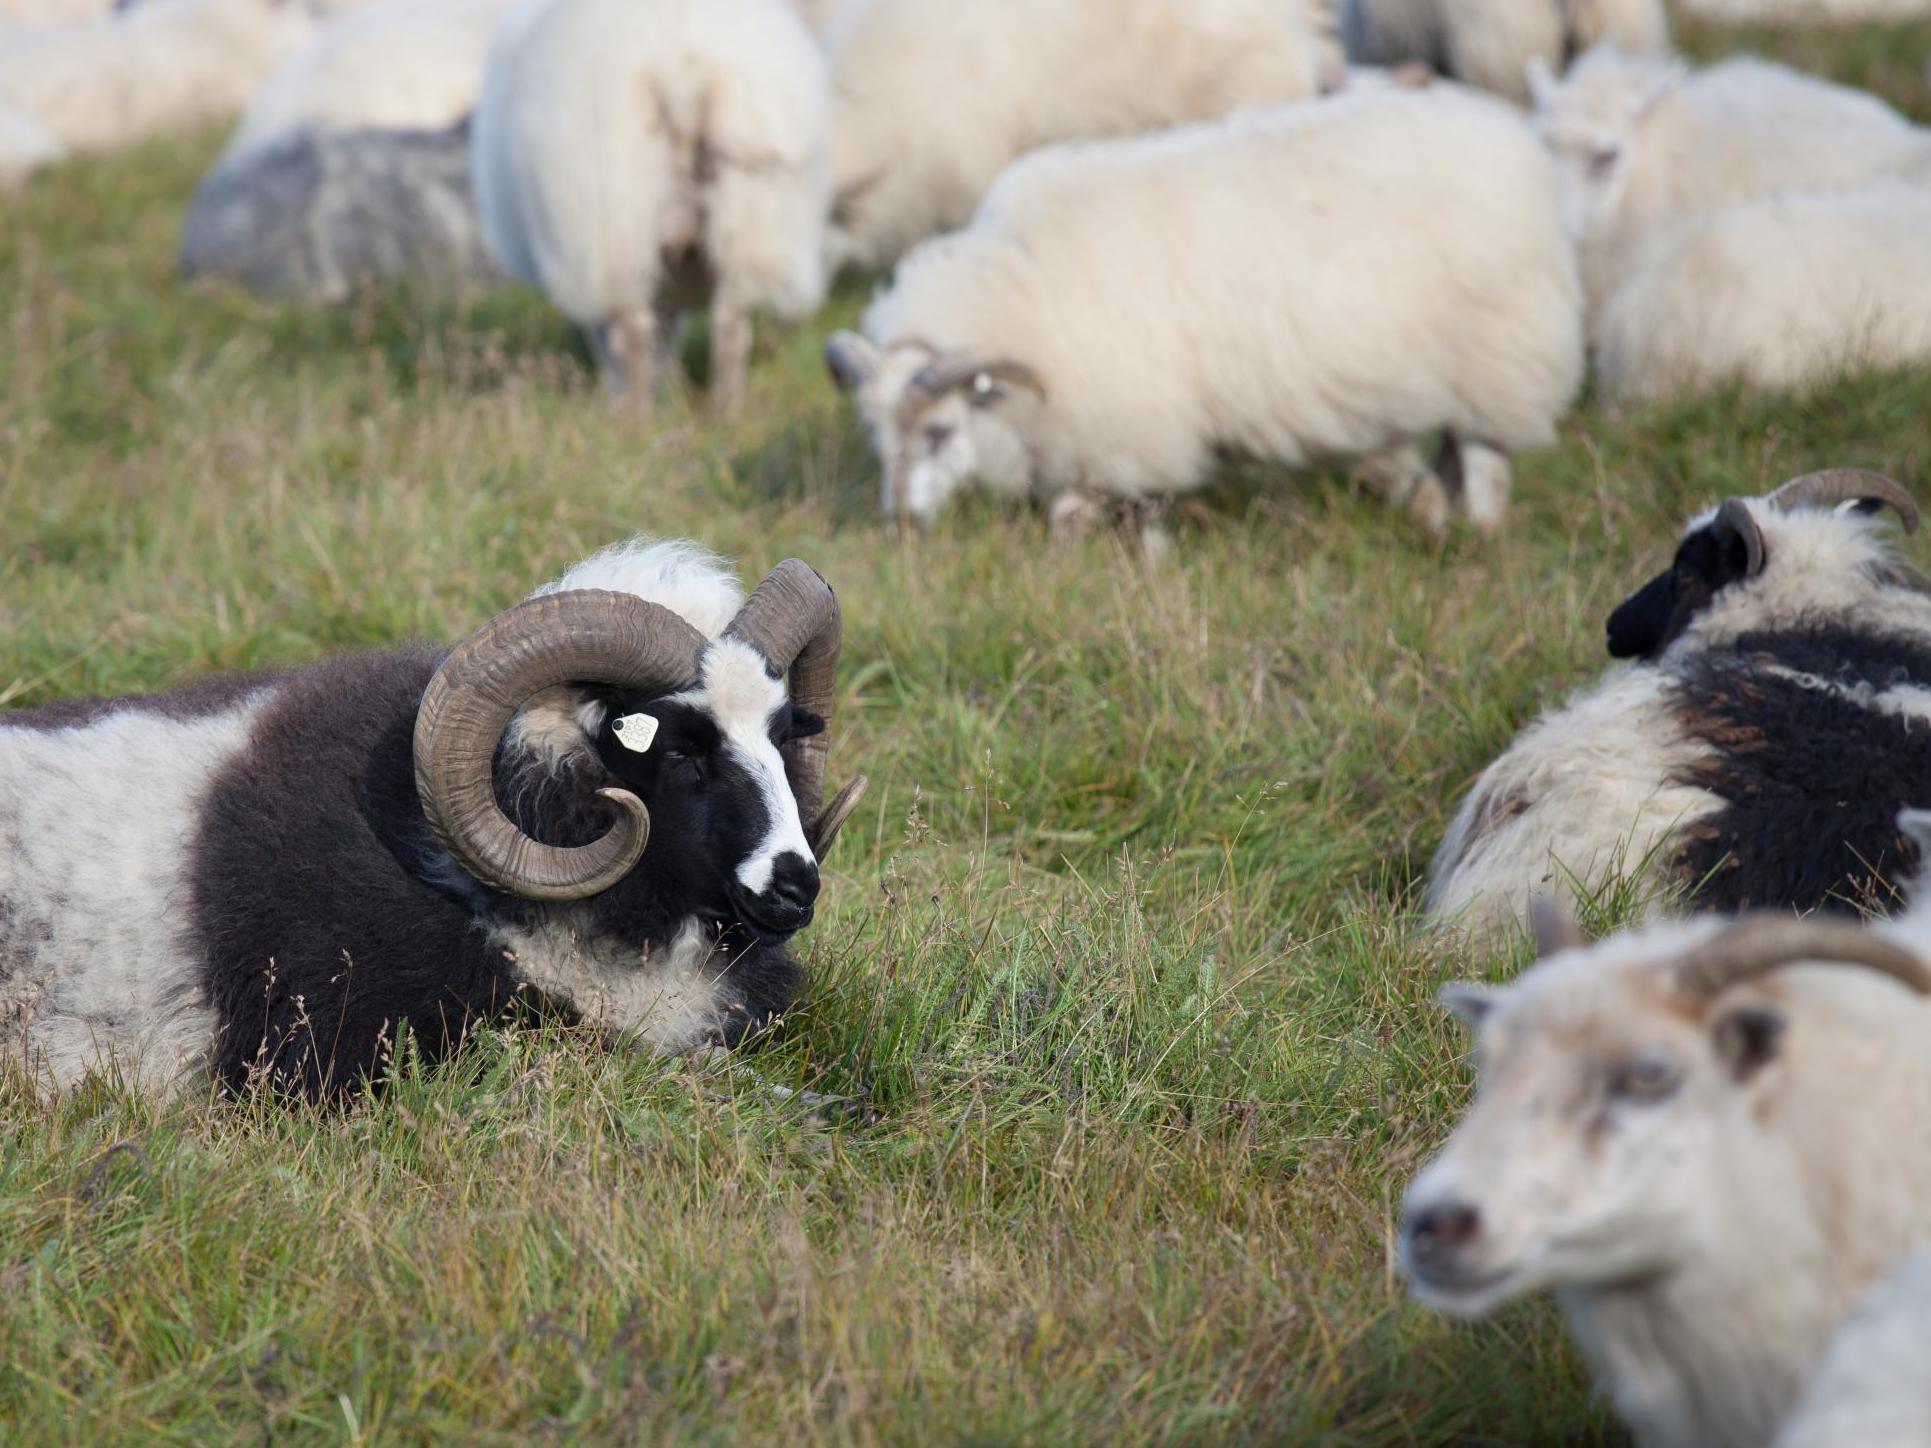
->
(1593, 183), (1931, 407)
(1528, 47), (1931, 314)
(1341, 0), (1669, 105)
(1428, 470), (1931, 941)
(1402, 901), (1931, 1448)
(823, 0), (1340, 270)
(221, 0), (518, 165)
(182, 121), (503, 302)
(472, 0), (829, 411)
(827, 88), (1583, 537)
(0, 0), (119, 24)
(0, 0), (318, 158)
(0, 541), (868, 1101)
(1773, 1253), (1931, 1448)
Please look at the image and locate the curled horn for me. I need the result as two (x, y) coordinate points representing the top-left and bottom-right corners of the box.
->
(1674, 915), (1931, 1001)
(414, 590), (706, 901)
(722, 560), (869, 857)
(906, 352), (1047, 404)
(1712, 497), (1766, 579)
(1766, 469), (1919, 534)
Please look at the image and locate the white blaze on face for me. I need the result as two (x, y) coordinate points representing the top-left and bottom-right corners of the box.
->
(671, 639), (813, 894)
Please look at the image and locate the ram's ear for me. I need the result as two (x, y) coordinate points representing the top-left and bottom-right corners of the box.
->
(1438, 981), (1500, 1030)
(1712, 1003), (1785, 1083)
(825, 331), (882, 391)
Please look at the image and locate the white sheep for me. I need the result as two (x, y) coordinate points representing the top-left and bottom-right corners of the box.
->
(1403, 898), (1931, 1448)
(1427, 470), (1931, 943)
(0, 0), (317, 158)
(827, 87), (1583, 537)
(471, 0), (828, 412)
(1773, 1253), (1931, 1448)
(1594, 182), (1931, 407)
(1341, 0), (1669, 105)
(222, 0), (519, 165)
(0, 0), (119, 24)
(1529, 46), (1931, 315)
(823, 0), (1340, 270)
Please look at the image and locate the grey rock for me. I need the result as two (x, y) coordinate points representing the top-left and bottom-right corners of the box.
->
(181, 120), (504, 303)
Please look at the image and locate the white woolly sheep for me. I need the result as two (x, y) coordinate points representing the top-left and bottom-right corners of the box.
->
(1428, 470), (1931, 943)
(0, 540), (866, 1100)
(1594, 182), (1931, 408)
(1772, 1253), (1931, 1448)
(827, 87), (1583, 537)
(0, 0), (317, 158)
(472, 0), (829, 411)
(1341, 0), (1669, 105)
(222, 0), (520, 165)
(1529, 46), (1931, 315)
(823, 0), (1341, 270)
(1402, 899), (1931, 1448)
(0, 0), (119, 24)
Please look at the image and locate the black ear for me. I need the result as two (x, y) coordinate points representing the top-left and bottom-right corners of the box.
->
(824, 331), (881, 392)
(1606, 568), (1677, 659)
(787, 706), (826, 740)
(1712, 1004), (1785, 1082)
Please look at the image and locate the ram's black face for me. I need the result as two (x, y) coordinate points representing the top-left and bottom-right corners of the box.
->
(591, 656), (826, 942)
(1606, 524), (1759, 661)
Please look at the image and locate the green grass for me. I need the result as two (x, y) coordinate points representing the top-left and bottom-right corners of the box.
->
(4, 19), (1931, 1444)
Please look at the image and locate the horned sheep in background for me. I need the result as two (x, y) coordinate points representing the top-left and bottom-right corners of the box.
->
(1340, 0), (1670, 106)
(828, 86), (1582, 539)
(822, 0), (1341, 271)
(1402, 897), (1931, 1448)
(0, 541), (867, 1101)
(470, 0), (829, 412)
(1428, 470), (1931, 940)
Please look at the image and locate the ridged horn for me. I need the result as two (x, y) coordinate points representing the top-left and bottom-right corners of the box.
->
(905, 353), (1046, 407)
(414, 589), (705, 901)
(723, 560), (846, 840)
(1674, 916), (1931, 1001)
(1766, 469), (1919, 534)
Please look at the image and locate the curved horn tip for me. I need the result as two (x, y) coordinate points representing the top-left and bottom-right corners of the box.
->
(1530, 895), (1585, 958)
(1712, 497), (1767, 578)
(810, 774), (870, 860)
(1768, 469), (1920, 534)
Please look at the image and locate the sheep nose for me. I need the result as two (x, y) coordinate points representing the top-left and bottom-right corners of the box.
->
(768, 853), (820, 918)
(1405, 1199), (1482, 1270)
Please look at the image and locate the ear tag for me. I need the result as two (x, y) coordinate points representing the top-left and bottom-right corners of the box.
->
(612, 713), (659, 754)
(973, 372), (993, 395)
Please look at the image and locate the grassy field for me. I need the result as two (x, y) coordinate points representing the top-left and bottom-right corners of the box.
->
(4, 17), (1931, 1445)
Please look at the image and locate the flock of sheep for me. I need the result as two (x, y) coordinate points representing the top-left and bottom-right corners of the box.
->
(5, 0), (1931, 1443)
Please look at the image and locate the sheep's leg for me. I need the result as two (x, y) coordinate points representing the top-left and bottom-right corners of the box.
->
(591, 308), (656, 417)
(709, 291), (752, 415)
(1047, 487), (1108, 541)
(1133, 496), (1173, 564)
(1361, 444), (1450, 536)
(1438, 434), (1512, 532)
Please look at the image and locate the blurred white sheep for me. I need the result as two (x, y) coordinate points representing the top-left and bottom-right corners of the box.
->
(1341, 0), (1669, 104)
(823, 0), (1342, 270)
(472, 0), (829, 412)
(829, 87), (1582, 538)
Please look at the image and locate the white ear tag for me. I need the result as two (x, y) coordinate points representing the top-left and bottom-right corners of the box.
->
(612, 713), (659, 753)
(973, 372), (993, 395)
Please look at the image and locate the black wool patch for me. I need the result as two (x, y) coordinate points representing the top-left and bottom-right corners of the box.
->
(1666, 624), (1931, 916)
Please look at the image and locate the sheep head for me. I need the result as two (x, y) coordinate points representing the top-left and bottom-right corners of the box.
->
(1605, 469), (1919, 661)
(413, 561), (865, 914)
(826, 330), (1044, 532)
(1402, 897), (1931, 1319)
(1528, 44), (1685, 248)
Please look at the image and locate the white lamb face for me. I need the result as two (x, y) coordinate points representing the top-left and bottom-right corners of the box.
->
(1528, 50), (1683, 245)
(1401, 954), (1782, 1316)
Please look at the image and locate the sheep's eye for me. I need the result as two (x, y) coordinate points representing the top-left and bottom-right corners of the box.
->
(1608, 1053), (1680, 1104)
(923, 421), (955, 451)
(1587, 147), (1620, 180)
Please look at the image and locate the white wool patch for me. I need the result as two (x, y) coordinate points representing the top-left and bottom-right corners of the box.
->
(490, 913), (736, 1052)
(670, 638), (813, 894)
(533, 537), (744, 639)
(0, 693), (269, 1095)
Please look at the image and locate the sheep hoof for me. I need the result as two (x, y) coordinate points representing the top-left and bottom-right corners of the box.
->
(1407, 475), (1453, 537)
(1047, 490), (1106, 540)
